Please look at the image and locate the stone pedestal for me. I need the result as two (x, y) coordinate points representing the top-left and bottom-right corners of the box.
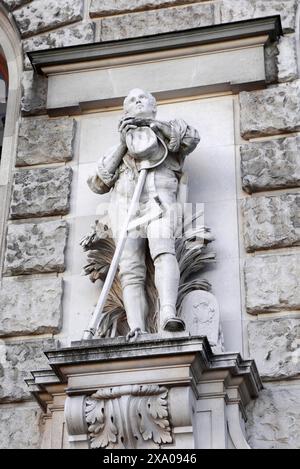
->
(27, 334), (262, 449)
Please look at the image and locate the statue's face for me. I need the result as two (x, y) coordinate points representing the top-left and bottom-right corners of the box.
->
(124, 89), (156, 118)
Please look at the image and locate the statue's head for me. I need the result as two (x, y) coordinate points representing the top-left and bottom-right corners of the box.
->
(123, 88), (157, 119)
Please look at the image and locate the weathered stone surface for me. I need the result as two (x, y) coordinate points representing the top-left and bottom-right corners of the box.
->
(21, 71), (47, 116)
(277, 35), (298, 83)
(240, 81), (300, 138)
(246, 383), (300, 449)
(16, 117), (76, 166)
(0, 277), (63, 337)
(0, 404), (44, 449)
(242, 194), (300, 252)
(2, 0), (31, 11)
(264, 42), (278, 84)
(264, 35), (298, 84)
(245, 254), (300, 314)
(4, 220), (68, 276)
(180, 291), (221, 351)
(11, 166), (73, 219)
(220, 0), (297, 32)
(23, 23), (95, 69)
(90, 0), (201, 17)
(0, 339), (55, 401)
(248, 318), (300, 379)
(241, 137), (300, 193)
(14, 0), (84, 38)
(101, 3), (215, 41)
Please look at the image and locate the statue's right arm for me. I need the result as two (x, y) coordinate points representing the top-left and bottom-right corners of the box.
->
(87, 143), (127, 195)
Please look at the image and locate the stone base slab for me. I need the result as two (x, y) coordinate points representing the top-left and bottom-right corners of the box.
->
(27, 335), (262, 449)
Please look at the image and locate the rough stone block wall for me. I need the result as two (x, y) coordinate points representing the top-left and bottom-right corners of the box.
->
(235, 1), (300, 449)
(0, 0), (299, 450)
(0, 0), (79, 449)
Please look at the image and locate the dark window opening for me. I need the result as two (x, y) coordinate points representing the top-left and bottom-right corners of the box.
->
(0, 47), (8, 161)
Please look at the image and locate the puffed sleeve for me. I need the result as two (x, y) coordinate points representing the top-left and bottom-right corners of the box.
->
(87, 145), (125, 195)
(167, 119), (200, 156)
(87, 173), (111, 195)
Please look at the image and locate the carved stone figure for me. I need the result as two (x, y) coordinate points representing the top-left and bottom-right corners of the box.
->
(81, 217), (216, 338)
(87, 89), (200, 339)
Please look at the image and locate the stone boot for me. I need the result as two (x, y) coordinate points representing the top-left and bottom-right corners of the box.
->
(160, 304), (186, 332)
(122, 283), (148, 337)
(154, 253), (185, 333)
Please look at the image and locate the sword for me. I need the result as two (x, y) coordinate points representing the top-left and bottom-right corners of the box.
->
(82, 168), (148, 340)
(82, 123), (169, 341)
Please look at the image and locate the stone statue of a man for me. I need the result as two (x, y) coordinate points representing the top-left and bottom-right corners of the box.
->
(88, 89), (200, 339)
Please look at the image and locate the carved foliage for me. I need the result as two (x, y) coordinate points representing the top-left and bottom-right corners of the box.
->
(85, 385), (172, 449)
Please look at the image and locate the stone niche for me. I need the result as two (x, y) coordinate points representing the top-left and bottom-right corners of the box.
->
(28, 16), (283, 352)
(26, 17), (281, 448)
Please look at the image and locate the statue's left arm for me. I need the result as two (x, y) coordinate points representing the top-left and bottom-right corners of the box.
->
(154, 119), (200, 156)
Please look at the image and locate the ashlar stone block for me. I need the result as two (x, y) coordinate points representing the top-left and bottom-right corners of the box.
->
(242, 194), (300, 252)
(101, 3), (215, 41)
(0, 404), (43, 449)
(240, 80), (300, 138)
(11, 166), (73, 219)
(277, 35), (298, 83)
(246, 383), (300, 449)
(4, 220), (68, 276)
(21, 71), (47, 116)
(0, 339), (55, 402)
(0, 277), (63, 337)
(248, 318), (300, 379)
(245, 254), (300, 314)
(14, 0), (84, 38)
(16, 117), (76, 166)
(23, 23), (95, 70)
(220, 0), (297, 32)
(90, 0), (202, 17)
(2, 0), (31, 11)
(241, 136), (300, 193)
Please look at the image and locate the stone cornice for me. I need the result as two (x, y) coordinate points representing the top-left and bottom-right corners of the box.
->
(28, 335), (263, 412)
(28, 16), (283, 76)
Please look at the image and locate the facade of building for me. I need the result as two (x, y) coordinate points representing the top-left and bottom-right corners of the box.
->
(0, 0), (300, 449)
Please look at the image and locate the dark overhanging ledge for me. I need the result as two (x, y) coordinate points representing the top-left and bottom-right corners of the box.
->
(28, 16), (283, 75)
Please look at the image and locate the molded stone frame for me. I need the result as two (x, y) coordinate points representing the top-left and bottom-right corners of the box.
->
(0, 5), (22, 276)
(28, 16), (283, 115)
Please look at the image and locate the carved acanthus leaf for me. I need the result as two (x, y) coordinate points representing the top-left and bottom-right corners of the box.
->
(85, 385), (172, 449)
(86, 398), (118, 449)
(137, 389), (172, 444)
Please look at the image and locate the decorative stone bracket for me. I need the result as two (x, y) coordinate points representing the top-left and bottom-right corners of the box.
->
(66, 385), (172, 449)
(27, 335), (262, 449)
